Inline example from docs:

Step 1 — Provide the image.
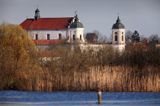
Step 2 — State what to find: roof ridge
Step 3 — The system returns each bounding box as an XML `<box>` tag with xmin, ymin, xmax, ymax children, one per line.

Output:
<box><xmin>26</xmin><ymin>17</ymin><xmax>73</xmax><ymax>20</ymax></box>
<box><xmin>41</xmin><ymin>17</ymin><xmax>73</xmax><ymax>18</ymax></box>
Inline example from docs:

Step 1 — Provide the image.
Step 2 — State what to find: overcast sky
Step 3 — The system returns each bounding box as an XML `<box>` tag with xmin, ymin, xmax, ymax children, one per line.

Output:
<box><xmin>0</xmin><ymin>0</ymin><xmax>160</xmax><ymax>37</ymax></box>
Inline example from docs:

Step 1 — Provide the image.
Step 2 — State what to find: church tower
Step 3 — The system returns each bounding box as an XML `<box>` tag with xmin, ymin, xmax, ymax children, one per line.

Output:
<box><xmin>34</xmin><ymin>8</ymin><xmax>40</xmax><ymax>20</ymax></box>
<box><xmin>68</xmin><ymin>13</ymin><xmax>85</xmax><ymax>43</ymax></box>
<box><xmin>112</xmin><ymin>16</ymin><xmax>125</xmax><ymax>51</ymax></box>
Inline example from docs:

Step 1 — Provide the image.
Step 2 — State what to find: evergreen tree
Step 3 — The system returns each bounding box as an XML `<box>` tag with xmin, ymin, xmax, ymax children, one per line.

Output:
<box><xmin>131</xmin><ymin>30</ymin><xmax>140</xmax><ymax>43</ymax></box>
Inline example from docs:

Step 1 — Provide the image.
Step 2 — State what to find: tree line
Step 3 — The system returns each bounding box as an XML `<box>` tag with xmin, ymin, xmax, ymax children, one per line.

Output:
<box><xmin>86</xmin><ymin>30</ymin><xmax>160</xmax><ymax>48</ymax></box>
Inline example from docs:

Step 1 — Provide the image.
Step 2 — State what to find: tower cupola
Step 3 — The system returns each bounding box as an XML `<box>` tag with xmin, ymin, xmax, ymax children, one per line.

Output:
<box><xmin>67</xmin><ymin>12</ymin><xmax>85</xmax><ymax>43</ymax></box>
<box><xmin>112</xmin><ymin>16</ymin><xmax>125</xmax><ymax>29</ymax></box>
<box><xmin>34</xmin><ymin>8</ymin><xmax>40</xmax><ymax>20</ymax></box>
<box><xmin>70</xmin><ymin>14</ymin><xmax>84</xmax><ymax>28</ymax></box>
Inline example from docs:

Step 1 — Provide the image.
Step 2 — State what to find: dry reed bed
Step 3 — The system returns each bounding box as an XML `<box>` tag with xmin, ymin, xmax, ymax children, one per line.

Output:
<box><xmin>17</xmin><ymin>66</ymin><xmax>160</xmax><ymax>92</ymax></box>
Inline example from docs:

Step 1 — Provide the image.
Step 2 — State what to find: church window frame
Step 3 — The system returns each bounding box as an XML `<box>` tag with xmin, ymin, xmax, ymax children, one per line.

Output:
<box><xmin>80</xmin><ymin>35</ymin><xmax>82</xmax><ymax>40</ymax></box>
<box><xmin>35</xmin><ymin>34</ymin><xmax>38</xmax><ymax>40</ymax></box>
<box><xmin>73</xmin><ymin>34</ymin><xmax>75</xmax><ymax>40</ymax></box>
<box><xmin>115</xmin><ymin>35</ymin><xmax>118</xmax><ymax>41</ymax></box>
<box><xmin>59</xmin><ymin>33</ymin><xmax>62</xmax><ymax>40</ymax></box>
<box><xmin>122</xmin><ymin>35</ymin><xmax>123</xmax><ymax>41</ymax></box>
<box><xmin>47</xmin><ymin>34</ymin><xmax>50</xmax><ymax>40</ymax></box>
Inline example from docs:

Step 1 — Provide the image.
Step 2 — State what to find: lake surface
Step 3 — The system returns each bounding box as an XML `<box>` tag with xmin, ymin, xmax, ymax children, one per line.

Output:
<box><xmin>0</xmin><ymin>90</ymin><xmax>160</xmax><ymax>106</ymax></box>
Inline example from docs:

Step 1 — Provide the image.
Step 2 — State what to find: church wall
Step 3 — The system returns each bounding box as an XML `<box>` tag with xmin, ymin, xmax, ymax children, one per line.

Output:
<box><xmin>112</xmin><ymin>29</ymin><xmax>125</xmax><ymax>44</ymax></box>
<box><xmin>27</xmin><ymin>30</ymin><xmax>67</xmax><ymax>40</ymax></box>
<box><xmin>112</xmin><ymin>44</ymin><xmax>125</xmax><ymax>52</ymax></box>
<box><xmin>79</xmin><ymin>43</ymin><xmax>108</xmax><ymax>51</ymax></box>
<box><xmin>67</xmin><ymin>28</ymin><xmax>85</xmax><ymax>43</ymax></box>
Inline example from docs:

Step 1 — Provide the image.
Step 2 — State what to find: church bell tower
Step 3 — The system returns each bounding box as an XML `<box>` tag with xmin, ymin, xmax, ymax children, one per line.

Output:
<box><xmin>68</xmin><ymin>12</ymin><xmax>85</xmax><ymax>43</ymax></box>
<box><xmin>112</xmin><ymin>16</ymin><xmax>125</xmax><ymax>51</ymax></box>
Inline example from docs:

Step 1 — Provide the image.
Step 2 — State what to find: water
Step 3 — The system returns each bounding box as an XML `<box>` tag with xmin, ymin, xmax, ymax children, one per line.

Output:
<box><xmin>0</xmin><ymin>90</ymin><xmax>160</xmax><ymax>106</ymax></box>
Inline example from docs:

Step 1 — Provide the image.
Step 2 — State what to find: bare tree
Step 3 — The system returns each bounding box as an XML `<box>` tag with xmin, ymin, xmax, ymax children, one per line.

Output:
<box><xmin>149</xmin><ymin>34</ymin><xmax>159</xmax><ymax>48</ymax></box>
<box><xmin>125</xmin><ymin>30</ymin><xmax>133</xmax><ymax>44</ymax></box>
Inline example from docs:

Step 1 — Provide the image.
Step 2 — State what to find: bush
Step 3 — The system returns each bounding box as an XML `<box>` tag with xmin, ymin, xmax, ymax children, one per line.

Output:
<box><xmin>0</xmin><ymin>24</ymin><xmax>41</xmax><ymax>90</ymax></box>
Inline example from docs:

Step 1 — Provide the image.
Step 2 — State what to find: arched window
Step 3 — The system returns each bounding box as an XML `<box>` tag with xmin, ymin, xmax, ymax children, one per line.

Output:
<box><xmin>115</xmin><ymin>32</ymin><xmax>118</xmax><ymax>34</ymax></box>
<box><xmin>47</xmin><ymin>34</ymin><xmax>50</xmax><ymax>40</ymax></box>
<box><xmin>80</xmin><ymin>35</ymin><xmax>82</xmax><ymax>40</ymax></box>
<box><xmin>59</xmin><ymin>33</ymin><xmax>62</xmax><ymax>40</ymax></box>
<box><xmin>35</xmin><ymin>34</ymin><xmax>38</xmax><ymax>40</ymax></box>
<box><xmin>73</xmin><ymin>35</ymin><xmax>75</xmax><ymax>40</ymax></box>
<box><xmin>115</xmin><ymin>35</ymin><xmax>118</xmax><ymax>41</ymax></box>
<box><xmin>122</xmin><ymin>35</ymin><xmax>123</xmax><ymax>41</ymax></box>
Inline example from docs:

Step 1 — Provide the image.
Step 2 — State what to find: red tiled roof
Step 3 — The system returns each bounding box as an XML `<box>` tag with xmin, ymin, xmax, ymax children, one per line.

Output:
<box><xmin>20</xmin><ymin>17</ymin><xmax>73</xmax><ymax>30</ymax></box>
<box><xmin>33</xmin><ymin>40</ymin><xmax>64</xmax><ymax>45</ymax></box>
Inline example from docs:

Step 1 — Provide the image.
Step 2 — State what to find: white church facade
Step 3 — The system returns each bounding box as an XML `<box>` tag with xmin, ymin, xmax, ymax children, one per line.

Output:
<box><xmin>20</xmin><ymin>8</ymin><xmax>85</xmax><ymax>48</ymax></box>
<box><xmin>20</xmin><ymin>8</ymin><xmax>126</xmax><ymax>52</ymax></box>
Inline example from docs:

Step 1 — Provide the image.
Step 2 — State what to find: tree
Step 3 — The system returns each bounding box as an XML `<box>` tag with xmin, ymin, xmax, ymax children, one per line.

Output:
<box><xmin>125</xmin><ymin>30</ymin><xmax>133</xmax><ymax>44</ymax></box>
<box><xmin>149</xmin><ymin>34</ymin><xmax>159</xmax><ymax>43</ymax></box>
<box><xmin>0</xmin><ymin>24</ymin><xmax>38</xmax><ymax>89</ymax></box>
<box><xmin>131</xmin><ymin>30</ymin><xmax>140</xmax><ymax>43</ymax></box>
<box><xmin>148</xmin><ymin>34</ymin><xmax>159</xmax><ymax>48</ymax></box>
<box><xmin>98</xmin><ymin>35</ymin><xmax>108</xmax><ymax>43</ymax></box>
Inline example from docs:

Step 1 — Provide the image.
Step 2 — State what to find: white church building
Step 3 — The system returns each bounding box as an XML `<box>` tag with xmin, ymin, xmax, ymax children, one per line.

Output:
<box><xmin>20</xmin><ymin>8</ymin><xmax>85</xmax><ymax>48</ymax></box>
<box><xmin>112</xmin><ymin>16</ymin><xmax>126</xmax><ymax>51</ymax></box>
<box><xmin>20</xmin><ymin>8</ymin><xmax>126</xmax><ymax>51</ymax></box>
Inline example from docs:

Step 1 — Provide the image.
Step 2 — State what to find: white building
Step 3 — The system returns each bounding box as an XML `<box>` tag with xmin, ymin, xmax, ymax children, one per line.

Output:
<box><xmin>111</xmin><ymin>16</ymin><xmax>126</xmax><ymax>51</ymax></box>
<box><xmin>20</xmin><ymin>8</ymin><xmax>85</xmax><ymax>49</ymax></box>
<box><xmin>20</xmin><ymin>8</ymin><xmax>126</xmax><ymax>52</ymax></box>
